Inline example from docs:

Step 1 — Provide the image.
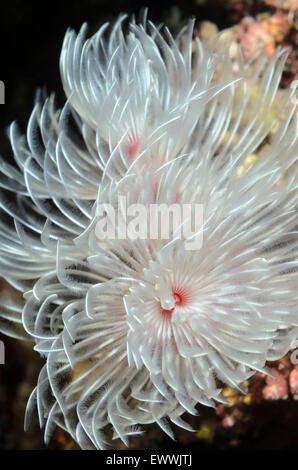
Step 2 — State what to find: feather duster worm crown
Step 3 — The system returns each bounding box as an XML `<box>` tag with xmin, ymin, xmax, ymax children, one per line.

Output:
<box><xmin>0</xmin><ymin>13</ymin><xmax>297</xmax><ymax>449</ymax></box>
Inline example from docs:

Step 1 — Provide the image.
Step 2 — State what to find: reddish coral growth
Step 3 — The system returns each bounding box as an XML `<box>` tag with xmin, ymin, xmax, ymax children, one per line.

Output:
<box><xmin>207</xmin><ymin>354</ymin><xmax>298</xmax><ymax>441</ymax></box>
<box><xmin>233</xmin><ymin>13</ymin><xmax>291</xmax><ymax>59</ymax></box>
<box><xmin>221</xmin><ymin>415</ymin><xmax>235</xmax><ymax>427</ymax></box>
<box><xmin>197</xmin><ymin>2</ymin><xmax>297</xmax><ymax>85</ymax></box>
<box><xmin>263</xmin><ymin>368</ymin><xmax>288</xmax><ymax>400</ymax></box>
<box><xmin>289</xmin><ymin>366</ymin><xmax>298</xmax><ymax>395</ymax></box>
<box><xmin>264</xmin><ymin>0</ymin><xmax>298</xmax><ymax>10</ymax></box>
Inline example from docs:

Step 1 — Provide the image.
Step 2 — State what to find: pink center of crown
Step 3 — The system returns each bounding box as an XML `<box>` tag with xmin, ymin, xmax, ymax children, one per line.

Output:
<box><xmin>161</xmin><ymin>291</ymin><xmax>183</xmax><ymax>318</ymax></box>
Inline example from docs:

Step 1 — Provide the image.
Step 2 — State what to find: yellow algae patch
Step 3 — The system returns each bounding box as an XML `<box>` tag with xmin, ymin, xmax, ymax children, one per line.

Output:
<box><xmin>236</xmin><ymin>153</ymin><xmax>259</xmax><ymax>178</ymax></box>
